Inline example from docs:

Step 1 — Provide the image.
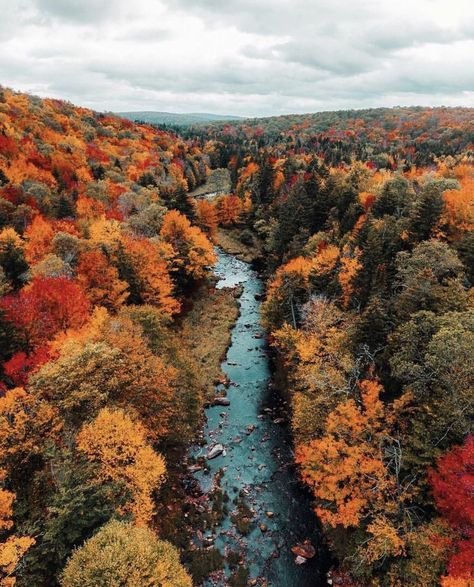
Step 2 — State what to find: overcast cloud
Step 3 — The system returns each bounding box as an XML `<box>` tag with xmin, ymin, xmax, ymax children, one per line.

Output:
<box><xmin>0</xmin><ymin>0</ymin><xmax>473</xmax><ymax>116</ymax></box>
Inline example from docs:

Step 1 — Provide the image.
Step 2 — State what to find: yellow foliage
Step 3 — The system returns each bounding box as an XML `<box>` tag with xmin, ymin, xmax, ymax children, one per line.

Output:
<box><xmin>311</xmin><ymin>244</ymin><xmax>339</xmax><ymax>275</ymax></box>
<box><xmin>76</xmin><ymin>408</ymin><xmax>166</xmax><ymax>526</ymax></box>
<box><xmin>61</xmin><ymin>520</ymin><xmax>192</xmax><ymax>587</ymax></box>
<box><xmin>0</xmin><ymin>229</ymin><xmax>23</xmax><ymax>254</ymax></box>
<box><xmin>364</xmin><ymin>516</ymin><xmax>405</xmax><ymax>563</ymax></box>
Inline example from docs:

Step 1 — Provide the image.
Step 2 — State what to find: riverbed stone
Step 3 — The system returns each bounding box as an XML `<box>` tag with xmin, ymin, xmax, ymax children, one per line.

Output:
<box><xmin>207</xmin><ymin>444</ymin><xmax>225</xmax><ymax>459</ymax></box>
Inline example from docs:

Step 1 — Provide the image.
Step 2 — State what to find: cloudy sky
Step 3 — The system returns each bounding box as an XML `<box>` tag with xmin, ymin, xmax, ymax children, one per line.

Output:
<box><xmin>0</xmin><ymin>0</ymin><xmax>473</xmax><ymax>116</ymax></box>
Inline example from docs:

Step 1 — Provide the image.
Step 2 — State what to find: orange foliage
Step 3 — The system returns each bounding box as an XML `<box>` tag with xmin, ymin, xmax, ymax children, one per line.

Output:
<box><xmin>338</xmin><ymin>246</ymin><xmax>362</xmax><ymax>308</ymax></box>
<box><xmin>76</xmin><ymin>250</ymin><xmax>128</xmax><ymax>310</ymax></box>
<box><xmin>195</xmin><ymin>200</ymin><xmax>218</xmax><ymax>238</ymax></box>
<box><xmin>295</xmin><ymin>380</ymin><xmax>395</xmax><ymax>528</ymax></box>
<box><xmin>124</xmin><ymin>237</ymin><xmax>180</xmax><ymax>316</ymax></box>
<box><xmin>216</xmin><ymin>195</ymin><xmax>244</xmax><ymax>225</ymax></box>
<box><xmin>443</xmin><ymin>175</ymin><xmax>474</xmax><ymax>234</ymax></box>
<box><xmin>23</xmin><ymin>215</ymin><xmax>54</xmax><ymax>265</ymax></box>
<box><xmin>76</xmin><ymin>197</ymin><xmax>106</xmax><ymax>220</ymax></box>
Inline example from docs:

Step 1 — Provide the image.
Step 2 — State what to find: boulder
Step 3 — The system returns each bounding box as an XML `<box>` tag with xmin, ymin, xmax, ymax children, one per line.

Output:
<box><xmin>291</xmin><ymin>541</ymin><xmax>316</xmax><ymax>559</ymax></box>
<box><xmin>295</xmin><ymin>555</ymin><xmax>307</xmax><ymax>565</ymax></box>
<box><xmin>212</xmin><ymin>396</ymin><xmax>231</xmax><ymax>406</ymax></box>
<box><xmin>187</xmin><ymin>464</ymin><xmax>202</xmax><ymax>473</ymax></box>
<box><xmin>207</xmin><ymin>444</ymin><xmax>225</xmax><ymax>459</ymax></box>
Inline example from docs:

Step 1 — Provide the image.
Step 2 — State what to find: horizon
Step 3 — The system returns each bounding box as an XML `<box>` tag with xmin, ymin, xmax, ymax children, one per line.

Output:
<box><xmin>4</xmin><ymin>83</ymin><xmax>474</xmax><ymax>121</ymax></box>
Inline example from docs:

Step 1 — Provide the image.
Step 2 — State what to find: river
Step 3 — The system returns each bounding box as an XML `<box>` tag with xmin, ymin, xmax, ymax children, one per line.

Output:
<box><xmin>188</xmin><ymin>249</ymin><xmax>328</xmax><ymax>586</ymax></box>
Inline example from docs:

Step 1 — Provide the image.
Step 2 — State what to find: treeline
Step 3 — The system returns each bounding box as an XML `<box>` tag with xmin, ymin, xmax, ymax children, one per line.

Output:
<box><xmin>185</xmin><ymin>106</ymin><xmax>474</xmax><ymax>170</ymax></box>
<box><xmin>0</xmin><ymin>87</ymin><xmax>221</xmax><ymax>586</ymax></box>
<box><xmin>195</xmin><ymin>115</ymin><xmax>474</xmax><ymax>586</ymax></box>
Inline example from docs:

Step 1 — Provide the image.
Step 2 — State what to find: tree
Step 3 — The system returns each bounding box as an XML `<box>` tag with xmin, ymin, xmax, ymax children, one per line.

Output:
<box><xmin>262</xmin><ymin>257</ymin><xmax>313</xmax><ymax>329</ymax></box>
<box><xmin>31</xmin><ymin>316</ymin><xmax>179</xmax><ymax>440</ymax></box>
<box><xmin>388</xmin><ymin>310</ymin><xmax>474</xmax><ymax>460</ymax></box>
<box><xmin>443</xmin><ymin>175</ymin><xmax>474</xmax><ymax>236</ymax></box>
<box><xmin>76</xmin><ymin>250</ymin><xmax>128</xmax><ymax>311</ymax></box>
<box><xmin>128</xmin><ymin>203</ymin><xmax>166</xmax><ymax>238</ymax></box>
<box><xmin>215</xmin><ymin>195</ymin><xmax>243</xmax><ymax>225</ymax></box>
<box><xmin>160</xmin><ymin>209</ymin><xmax>216</xmax><ymax>286</ymax></box>
<box><xmin>0</xmin><ymin>277</ymin><xmax>90</xmax><ymax>349</ymax></box>
<box><xmin>0</xmin><ymin>387</ymin><xmax>58</xmax><ymax>472</ymax></box>
<box><xmin>0</xmin><ymin>229</ymin><xmax>28</xmax><ymax>289</ymax></box>
<box><xmin>119</xmin><ymin>237</ymin><xmax>179</xmax><ymax>316</ymax></box>
<box><xmin>295</xmin><ymin>380</ymin><xmax>406</xmax><ymax>529</ymax></box>
<box><xmin>395</xmin><ymin>240</ymin><xmax>467</xmax><ymax>319</ymax></box>
<box><xmin>195</xmin><ymin>200</ymin><xmax>218</xmax><ymax>238</ymax></box>
<box><xmin>23</xmin><ymin>215</ymin><xmax>54</xmax><ymax>265</ymax></box>
<box><xmin>61</xmin><ymin>520</ymin><xmax>192</xmax><ymax>587</ymax></box>
<box><xmin>272</xmin><ymin>298</ymin><xmax>354</xmax><ymax>442</ymax></box>
<box><xmin>338</xmin><ymin>245</ymin><xmax>362</xmax><ymax>308</ymax></box>
<box><xmin>429</xmin><ymin>437</ymin><xmax>474</xmax><ymax>586</ymax></box>
<box><xmin>0</xmin><ymin>482</ymin><xmax>34</xmax><ymax>587</ymax></box>
<box><xmin>409</xmin><ymin>179</ymin><xmax>446</xmax><ymax>241</ymax></box>
<box><xmin>76</xmin><ymin>408</ymin><xmax>166</xmax><ymax>526</ymax></box>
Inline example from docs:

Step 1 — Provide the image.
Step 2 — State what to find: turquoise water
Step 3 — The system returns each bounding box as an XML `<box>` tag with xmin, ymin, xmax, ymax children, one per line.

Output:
<box><xmin>189</xmin><ymin>250</ymin><xmax>327</xmax><ymax>586</ymax></box>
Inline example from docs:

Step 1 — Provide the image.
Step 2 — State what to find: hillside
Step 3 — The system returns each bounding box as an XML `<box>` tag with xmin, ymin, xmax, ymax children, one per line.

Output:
<box><xmin>188</xmin><ymin>106</ymin><xmax>474</xmax><ymax>168</ymax></box>
<box><xmin>188</xmin><ymin>108</ymin><xmax>474</xmax><ymax>586</ymax></box>
<box><xmin>117</xmin><ymin>110</ymin><xmax>244</xmax><ymax>127</ymax></box>
<box><xmin>0</xmin><ymin>86</ymin><xmax>230</xmax><ymax>586</ymax></box>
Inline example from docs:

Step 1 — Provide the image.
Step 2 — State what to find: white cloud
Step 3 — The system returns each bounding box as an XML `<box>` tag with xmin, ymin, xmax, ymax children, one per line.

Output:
<box><xmin>0</xmin><ymin>0</ymin><xmax>473</xmax><ymax>116</ymax></box>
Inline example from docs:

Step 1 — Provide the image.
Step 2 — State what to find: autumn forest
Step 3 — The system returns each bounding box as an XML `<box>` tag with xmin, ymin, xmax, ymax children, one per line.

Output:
<box><xmin>0</xmin><ymin>85</ymin><xmax>472</xmax><ymax>587</ymax></box>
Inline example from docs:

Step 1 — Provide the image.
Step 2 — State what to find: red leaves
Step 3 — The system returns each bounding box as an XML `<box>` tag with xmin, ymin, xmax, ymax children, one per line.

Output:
<box><xmin>430</xmin><ymin>436</ymin><xmax>474</xmax><ymax>532</ymax></box>
<box><xmin>3</xmin><ymin>346</ymin><xmax>53</xmax><ymax>386</ymax></box>
<box><xmin>1</xmin><ymin>277</ymin><xmax>90</xmax><ymax>349</ymax></box>
<box><xmin>0</xmin><ymin>135</ymin><xmax>18</xmax><ymax>158</ymax></box>
<box><xmin>430</xmin><ymin>436</ymin><xmax>474</xmax><ymax>584</ymax></box>
<box><xmin>86</xmin><ymin>143</ymin><xmax>109</xmax><ymax>164</ymax></box>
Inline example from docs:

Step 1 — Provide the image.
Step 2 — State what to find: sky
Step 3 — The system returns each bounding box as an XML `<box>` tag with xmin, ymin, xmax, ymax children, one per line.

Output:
<box><xmin>0</xmin><ymin>0</ymin><xmax>473</xmax><ymax>117</ymax></box>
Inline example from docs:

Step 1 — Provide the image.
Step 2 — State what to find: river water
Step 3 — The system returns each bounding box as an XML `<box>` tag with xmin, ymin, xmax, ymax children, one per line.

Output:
<box><xmin>189</xmin><ymin>249</ymin><xmax>327</xmax><ymax>586</ymax></box>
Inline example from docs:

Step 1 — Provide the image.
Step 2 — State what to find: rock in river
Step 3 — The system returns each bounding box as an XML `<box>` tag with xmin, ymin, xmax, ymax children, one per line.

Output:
<box><xmin>291</xmin><ymin>540</ymin><xmax>316</xmax><ymax>560</ymax></box>
<box><xmin>207</xmin><ymin>444</ymin><xmax>225</xmax><ymax>459</ymax></box>
<box><xmin>212</xmin><ymin>396</ymin><xmax>231</xmax><ymax>406</ymax></box>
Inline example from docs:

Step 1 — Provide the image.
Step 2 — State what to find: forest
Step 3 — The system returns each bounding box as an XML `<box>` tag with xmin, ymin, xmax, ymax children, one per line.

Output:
<box><xmin>0</xmin><ymin>86</ymin><xmax>472</xmax><ymax>587</ymax></box>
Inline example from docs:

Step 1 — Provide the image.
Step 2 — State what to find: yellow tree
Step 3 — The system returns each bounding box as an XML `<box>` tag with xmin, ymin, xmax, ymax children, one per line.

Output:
<box><xmin>0</xmin><ymin>476</ymin><xmax>34</xmax><ymax>587</ymax></box>
<box><xmin>272</xmin><ymin>298</ymin><xmax>354</xmax><ymax>442</ymax></box>
<box><xmin>76</xmin><ymin>408</ymin><xmax>166</xmax><ymax>526</ymax></box>
<box><xmin>61</xmin><ymin>520</ymin><xmax>192</xmax><ymax>587</ymax></box>
<box><xmin>160</xmin><ymin>209</ymin><xmax>216</xmax><ymax>283</ymax></box>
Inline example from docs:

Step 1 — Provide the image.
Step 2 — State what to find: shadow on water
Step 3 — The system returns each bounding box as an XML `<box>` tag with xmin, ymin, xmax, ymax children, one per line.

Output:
<box><xmin>189</xmin><ymin>249</ymin><xmax>329</xmax><ymax>586</ymax></box>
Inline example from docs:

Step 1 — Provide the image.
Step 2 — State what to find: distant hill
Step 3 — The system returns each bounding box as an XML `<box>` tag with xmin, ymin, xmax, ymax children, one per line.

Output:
<box><xmin>116</xmin><ymin>111</ymin><xmax>244</xmax><ymax>126</ymax></box>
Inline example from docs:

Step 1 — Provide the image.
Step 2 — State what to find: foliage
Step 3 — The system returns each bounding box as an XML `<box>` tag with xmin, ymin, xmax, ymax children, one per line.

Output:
<box><xmin>61</xmin><ymin>520</ymin><xmax>192</xmax><ymax>587</ymax></box>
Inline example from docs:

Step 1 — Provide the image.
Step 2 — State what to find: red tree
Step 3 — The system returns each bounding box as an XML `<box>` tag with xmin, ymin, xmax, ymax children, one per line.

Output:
<box><xmin>429</xmin><ymin>436</ymin><xmax>474</xmax><ymax>584</ymax></box>
<box><xmin>0</xmin><ymin>277</ymin><xmax>90</xmax><ymax>348</ymax></box>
